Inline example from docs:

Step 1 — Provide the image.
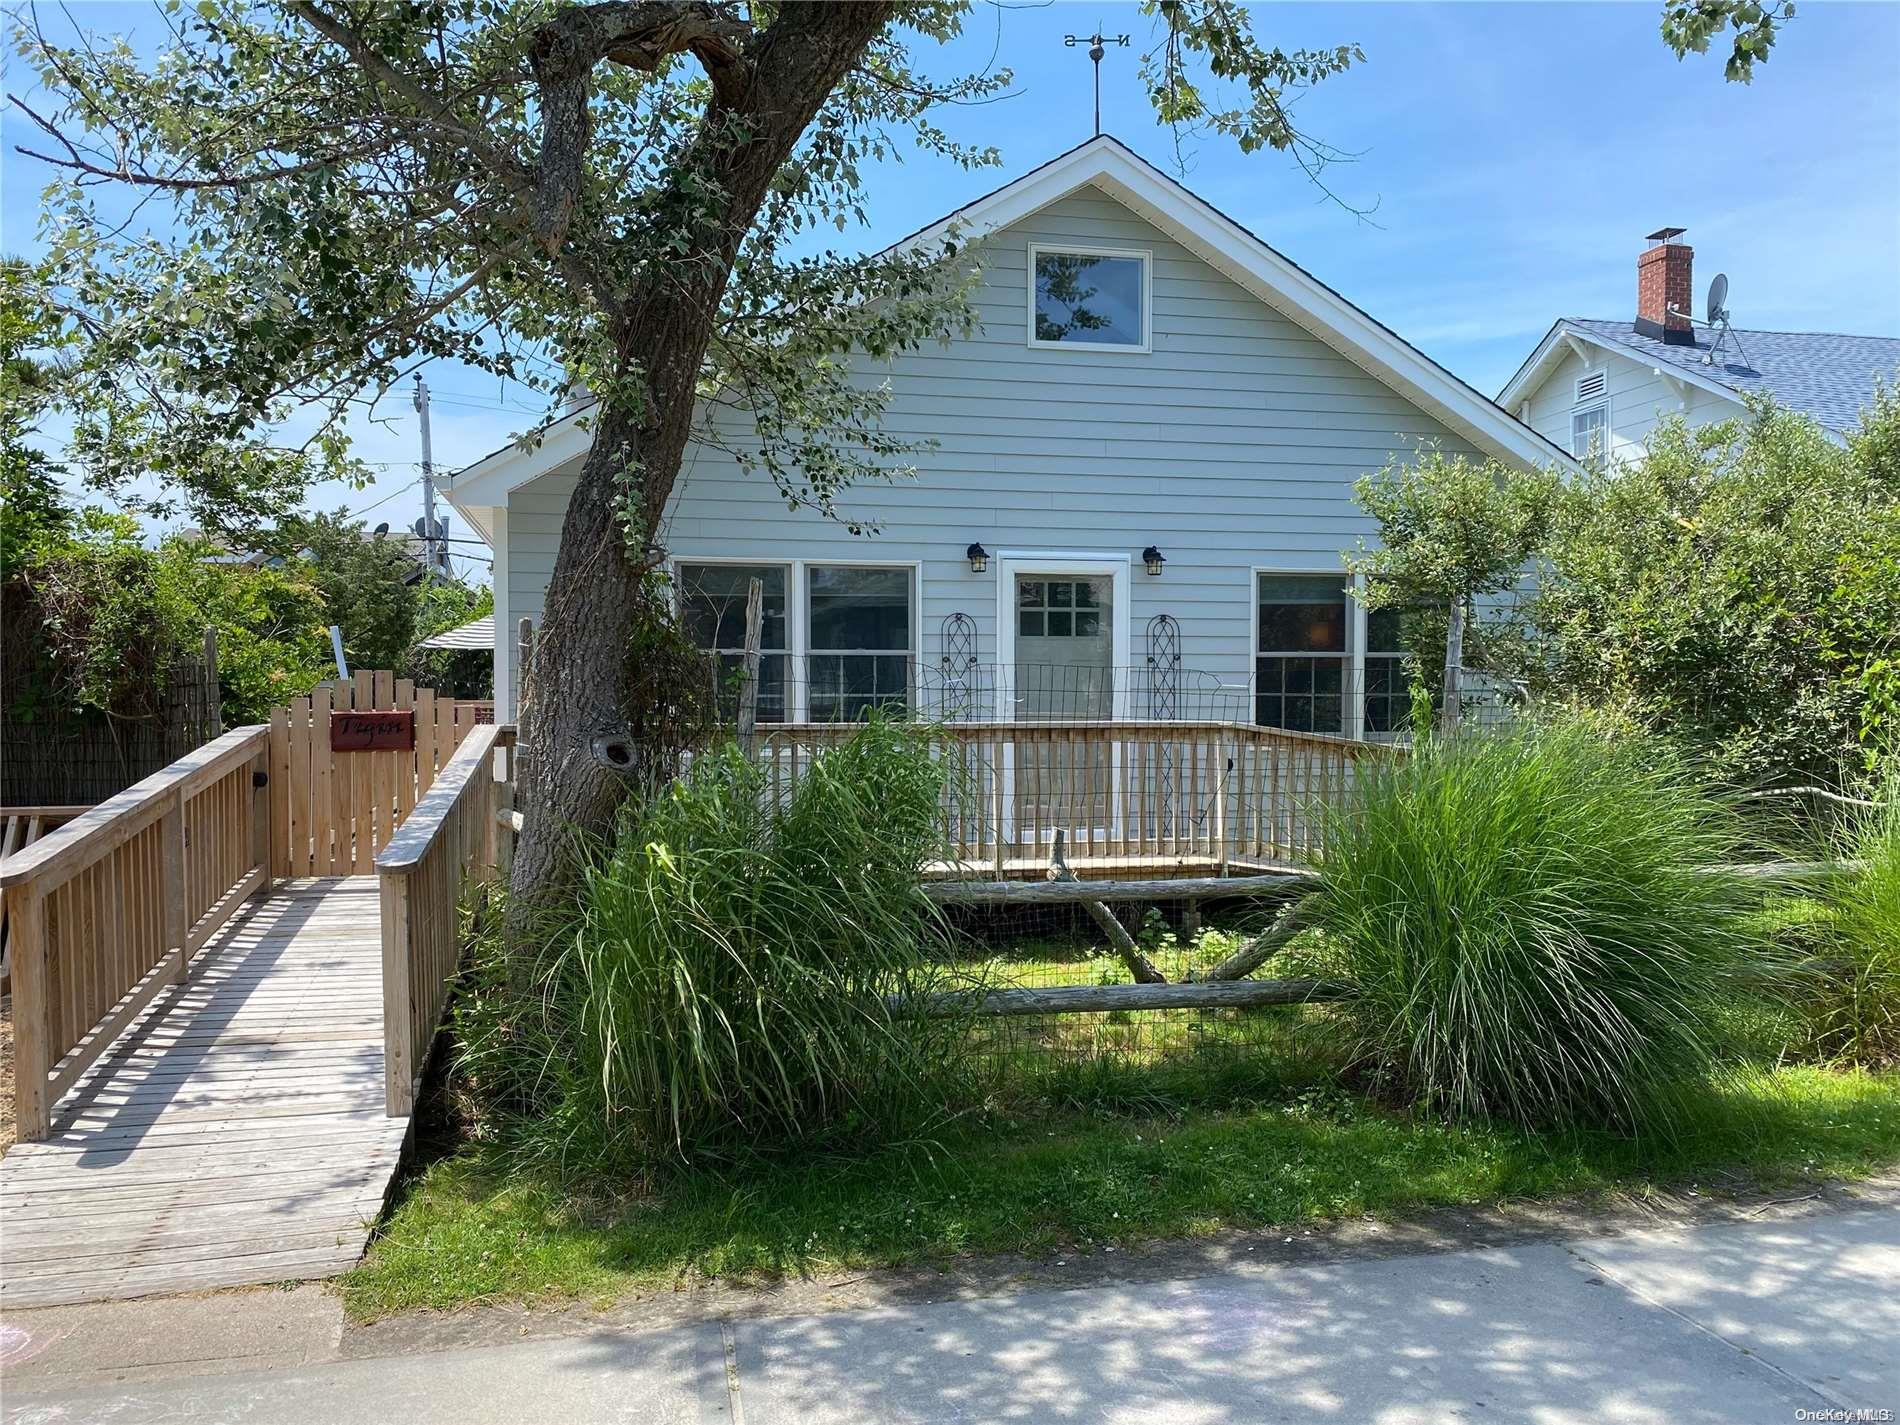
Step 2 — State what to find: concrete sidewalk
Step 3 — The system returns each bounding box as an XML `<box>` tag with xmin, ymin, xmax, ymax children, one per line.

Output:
<box><xmin>4</xmin><ymin>1206</ymin><xmax>1895</xmax><ymax>1424</ymax></box>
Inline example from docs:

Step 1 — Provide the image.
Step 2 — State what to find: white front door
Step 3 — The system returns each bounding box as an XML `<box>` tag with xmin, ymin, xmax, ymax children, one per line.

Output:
<box><xmin>995</xmin><ymin>557</ymin><xmax>1132</xmax><ymax>852</ymax></box>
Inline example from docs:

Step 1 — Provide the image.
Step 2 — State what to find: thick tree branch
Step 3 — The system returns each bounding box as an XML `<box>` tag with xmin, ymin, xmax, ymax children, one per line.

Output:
<box><xmin>288</xmin><ymin>0</ymin><xmax>624</xmax><ymax>320</ymax></box>
<box><xmin>528</xmin><ymin>3</ymin><xmax>755</xmax><ymax>255</ymax></box>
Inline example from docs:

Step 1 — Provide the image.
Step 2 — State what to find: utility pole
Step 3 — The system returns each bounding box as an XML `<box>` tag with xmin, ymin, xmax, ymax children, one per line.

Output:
<box><xmin>413</xmin><ymin>373</ymin><xmax>440</xmax><ymax>579</ymax></box>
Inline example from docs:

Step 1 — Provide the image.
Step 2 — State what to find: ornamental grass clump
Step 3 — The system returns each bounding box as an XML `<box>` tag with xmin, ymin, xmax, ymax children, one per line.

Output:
<box><xmin>1797</xmin><ymin>784</ymin><xmax>1900</xmax><ymax>1066</ymax></box>
<box><xmin>497</xmin><ymin>718</ymin><xmax>967</xmax><ymax>1175</ymax></box>
<box><xmin>1303</xmin><ymin>720</ymin><xmax>1762</xmax><ymax>1133</ymax></box>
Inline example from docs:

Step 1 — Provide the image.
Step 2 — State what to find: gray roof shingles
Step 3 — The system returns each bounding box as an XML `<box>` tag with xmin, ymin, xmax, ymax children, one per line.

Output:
<box><xmin>1565</xmin><ymin>318</ymin><xmax>1900</xmax><ymax>433</ymax></box>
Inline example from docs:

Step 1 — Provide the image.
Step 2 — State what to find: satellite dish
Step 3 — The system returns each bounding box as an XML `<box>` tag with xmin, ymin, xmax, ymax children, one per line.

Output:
<box><xmin>373</xmin><ymin>522</ymin><xmax>389</xmax><ymax>538</ymax></box>
<box><xmin>413</xmin><ymin>517</ymin><xmax>428</xmax><ymax>538</ymax></box>
<box><xmin>1706</xmin><ymin>273</ymin><xmax>1729</xmax><ymax>324</ymax></box>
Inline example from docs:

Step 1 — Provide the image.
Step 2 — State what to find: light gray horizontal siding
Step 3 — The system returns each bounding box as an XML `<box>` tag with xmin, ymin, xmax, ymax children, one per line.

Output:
<box><xmin>1523</xmin><ymin>341</ymin><xmax>1732</xmax><ymax>465</ymax></box>
<box><xmin>500</xmin><ymin>185</ymin><xmax>1488</xmax><ymax>711</ymax></box>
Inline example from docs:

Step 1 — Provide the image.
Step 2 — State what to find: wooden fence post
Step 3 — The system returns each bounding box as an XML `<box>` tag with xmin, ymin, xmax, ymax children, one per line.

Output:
<box><xmin>1216</xmin><ymin>729</ymin><xmax>1232</xmax><ymax>876</ymax></box>
<box><xmin>516</xmin><ymin>618</ymin><xmax>535</xmax><ymax>719</ymax></box>
<box><xmin>202</xmin><ymin>625</ymin><xmax>223</xmax><ymax>739</ymax></box>
<box><xmin>163</xmin><ymin>790</ymin><xmax>189</xmax><ymax>984</ymax></box>
<box><xmin>737</xmin><ymin>577</ymin><xmax>763</xmax><ymax>756</ymax></box>
<box><xmin>380</xmin><ymin>872</ymin><xmax>415</xmax><ymax>1116</ymax></box>
<box><xmin>992</xmin><ymin>732</ymin><xmax>1007</xmax><ymax>878</ymax></box>
<box><xmin>9</xmin><ymin>886</ymin><xmax>50</xmax><ymax>1141</ymax></box>
<box><xmin>250</xmin><ymin>750</ymin><xmax>272</xmax><ymax>892</ymax></box>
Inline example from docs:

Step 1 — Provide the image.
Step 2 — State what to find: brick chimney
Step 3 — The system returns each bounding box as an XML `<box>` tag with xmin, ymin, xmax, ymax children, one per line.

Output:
<box><xmin>1635</xmin><ymin>227</ymin><xmax>1695</xmax><ymax>346</ymax></box>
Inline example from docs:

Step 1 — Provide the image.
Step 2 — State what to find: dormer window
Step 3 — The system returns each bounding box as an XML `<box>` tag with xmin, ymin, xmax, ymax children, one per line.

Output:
<box><xmin>1028</xmin><ymin>244</ymin><xmax>1150</xmax><ymax>352</ymax></box>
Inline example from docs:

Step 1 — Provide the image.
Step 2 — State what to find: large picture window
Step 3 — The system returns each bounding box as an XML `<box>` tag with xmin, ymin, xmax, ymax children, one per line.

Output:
<box><xmin>806</xmin><ymin>566</ymin><xmax>913</xmax><ymax>721</ymax></box>
<box><xmin>1028</xmin><ymin>245</ymin><xmax>1149</xmax><ymax>352</ymax></box>
<box><xmin>1255</xmin><ymin>574</ymin><xmax>1349</xmax><ymax>734</ymax></box>
<box><xmin>677</xmin><ymin>563</ymin><xmax>788</xmax><ymax>722</ymax></box>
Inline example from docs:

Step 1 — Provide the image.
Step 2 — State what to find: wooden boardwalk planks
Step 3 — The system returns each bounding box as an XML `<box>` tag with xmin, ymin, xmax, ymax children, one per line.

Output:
<box><xmin>0</xmin><ymin>878</ymin><xmax>408</xmax><ymax>1309</ymax></box>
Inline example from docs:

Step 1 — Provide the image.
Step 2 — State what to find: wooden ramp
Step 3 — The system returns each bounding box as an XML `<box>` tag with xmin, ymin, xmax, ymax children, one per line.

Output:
<box><xmin>0</xmin><ymin>879</ymin><xmax>408</xmax><ymax>1308</ymax></box>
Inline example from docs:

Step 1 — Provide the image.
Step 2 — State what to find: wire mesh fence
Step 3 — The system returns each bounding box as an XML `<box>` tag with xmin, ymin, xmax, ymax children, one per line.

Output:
<box><xmin>699</xmin><ymin>655</ymin><xmax>1496</xmax><ymax>878</ymax></box>
<box><xmin>703</xmin><ymin>654</ymin><xmax>1528</xmax><ymax>736</ymax></box>
<box><xmin>758</xmin><ymin>716</ymin><xmax>1391</xmax><ymax>875</ymax></box>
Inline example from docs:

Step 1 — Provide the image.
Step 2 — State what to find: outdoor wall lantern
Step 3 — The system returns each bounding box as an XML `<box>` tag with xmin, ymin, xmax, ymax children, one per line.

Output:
<box><xmin>966</xmin><ymin>542</ymin><xmax>989</xmax><ymax>573</ymax></box>
<box><xmin>1142</xmin><ymin>545</ymin><xmax>1167</xmax><ymax>576</ymax></box>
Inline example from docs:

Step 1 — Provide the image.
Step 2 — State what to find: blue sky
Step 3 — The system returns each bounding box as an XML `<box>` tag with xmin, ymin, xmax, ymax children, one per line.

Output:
<box><xmin>6</xmin><ymin>1</ymin><xmax>1898</xmax><ymax>571</ymax></box>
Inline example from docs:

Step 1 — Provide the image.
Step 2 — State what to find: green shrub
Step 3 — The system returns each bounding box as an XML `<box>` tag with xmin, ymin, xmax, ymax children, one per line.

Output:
<box><xmin>1529</xmin><ymin>393</ymin><xmax>1900</xmax><ymax>791</ymax></box>
<box><xmin>1301</xmin><ymin>720</ymin><xmax>1764</xmax><ymax>1133</ymax></box>
<box><xmin>1797</xmin><ymin>786</ymin><xmax>1900</xmax><ymax>1065</ymax></box>
<box><xmin>459</xmin><ymin>719</ymin><xmax>970</xmax><ymax>1175</ymax></box>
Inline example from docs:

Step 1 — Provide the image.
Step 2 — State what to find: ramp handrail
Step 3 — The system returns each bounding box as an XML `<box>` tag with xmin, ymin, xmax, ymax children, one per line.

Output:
<box><xmin>1</xmin><ymin>725</ymin><xmax>272</xmax><ymax>1141</ymax></box>
<box><xmin>375</xmin><ymin>722</ymin><xmax>506</xmax><ymax>1116</ymax></box>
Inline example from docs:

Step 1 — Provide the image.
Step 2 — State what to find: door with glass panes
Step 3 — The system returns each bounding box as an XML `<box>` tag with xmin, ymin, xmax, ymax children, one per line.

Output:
<box><xmin>1013</xmin><ymin>574</ymin><xmax>1114</xmax><ymax>844</ymax></box>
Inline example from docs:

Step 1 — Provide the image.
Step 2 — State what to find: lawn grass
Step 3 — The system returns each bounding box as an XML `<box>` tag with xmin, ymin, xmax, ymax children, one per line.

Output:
<box><xmin>341</xmin><ymin>1061</ymin><xmax>1900</xmax><ymax>1320</ymax></box>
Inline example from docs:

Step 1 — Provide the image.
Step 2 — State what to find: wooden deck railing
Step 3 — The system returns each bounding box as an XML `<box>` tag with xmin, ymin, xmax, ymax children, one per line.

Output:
<box><xmin>757</xmin><ymin>719</ymin><xmax>1391</xmax><ymax>874</ymax></box>
<box><xmin>1</xmin><ymin>727</ymin><xmax>272</xmax><ymax>1141</ymax></box>
<box><xmin>374</xmin><ymin>723</ymin><xmax>508</xmax><ymax>1116</ymax></box>
<box><xmin>2</xmin><ymin>807</ymin><xmax>89</xmax><ymax>991</ymax></box>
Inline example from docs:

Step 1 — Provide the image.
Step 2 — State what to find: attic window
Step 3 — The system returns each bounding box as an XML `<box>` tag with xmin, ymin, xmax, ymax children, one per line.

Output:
<box><xmin>1572</xmin><ymin>404</ymin><xmax>1608</xmax><ymax>461</ymax></box>
<box><xmin>1028</xmin><ymin>244</ymin><xmax>1150</xmax><ymax>353</ymax></box>
<box><xmin>1575</xmin><ymin>370</ymin><xmax>1608</xmax><ymax>404</ymax></box>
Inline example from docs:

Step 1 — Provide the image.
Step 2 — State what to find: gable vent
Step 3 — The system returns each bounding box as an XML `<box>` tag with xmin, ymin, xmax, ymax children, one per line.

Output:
<box><xmin>1575</xmin><ymin>370</ymin><xmax>1607</xmax><ymax>404</ymax></box>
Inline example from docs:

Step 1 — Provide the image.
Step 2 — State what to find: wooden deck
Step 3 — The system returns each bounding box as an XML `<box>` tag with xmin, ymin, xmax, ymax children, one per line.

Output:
<box><xmin>0</xmin><ymin>878</ymin><xmax>407</xmax><ymax>1308</ymax></box>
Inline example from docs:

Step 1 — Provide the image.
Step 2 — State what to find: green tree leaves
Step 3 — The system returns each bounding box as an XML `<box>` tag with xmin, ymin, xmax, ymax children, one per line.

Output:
<box><xmin>1347</xmin><ymin>447</ymin><xmax>1556</xmax><ymax>609</ymax></box>
<box><xmin>1531</xmin><ymin>393</ymin><xmax>1900</xmax><ymax>787</ymax></box>
<box><xmin>1661</xmin><ymin>0</ymin><xmax>1798</xmax><ymax>83</ymax></box>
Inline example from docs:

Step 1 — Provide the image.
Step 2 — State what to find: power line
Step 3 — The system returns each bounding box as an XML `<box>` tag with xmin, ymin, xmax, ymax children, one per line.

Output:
<box><xmin>339</xmin><ymin>483</ymin><xmax>416</xmax><ymax>519</ymax></box>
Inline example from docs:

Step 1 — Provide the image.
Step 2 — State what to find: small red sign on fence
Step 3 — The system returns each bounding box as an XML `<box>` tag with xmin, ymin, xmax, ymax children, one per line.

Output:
<box><xmin>330</xmin><ymin>710</ymin><xmax>416</xmax><ymax>752</ymax></box>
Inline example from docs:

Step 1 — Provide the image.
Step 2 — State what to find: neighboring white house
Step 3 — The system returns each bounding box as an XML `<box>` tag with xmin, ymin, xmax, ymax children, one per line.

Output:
<box><xmin>443</xmin><ymin>136</ymin><xmax>1567</xmax><ymax>734</ymax></box>
<box><xmin>1501</xmin><ymin>228</ymin><xmax>1900</xmax><ymax>464</ymax></box>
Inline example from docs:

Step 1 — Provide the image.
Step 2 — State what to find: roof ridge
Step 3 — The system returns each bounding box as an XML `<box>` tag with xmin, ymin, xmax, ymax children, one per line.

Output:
<box><xmin>1567</xmin><ymin>316</ymin><xmax>1900</xmax><ymax>343</ymax></box>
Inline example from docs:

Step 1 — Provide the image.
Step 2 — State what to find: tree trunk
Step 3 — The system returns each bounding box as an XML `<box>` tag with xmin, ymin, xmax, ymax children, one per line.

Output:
<box><xmin>506</xmin><ymin>2</ymin><xmax>897</xmax><ymax>929</ymax></box>
<box><xmin>1437</xmin><ymin>596</ymin><xmax>1466</xmax><ymax>738</ymax></box>
<box><xmin>506</xmin><ymin>403</ymin><xmax>652</xmax><ymax>917</ymax></box>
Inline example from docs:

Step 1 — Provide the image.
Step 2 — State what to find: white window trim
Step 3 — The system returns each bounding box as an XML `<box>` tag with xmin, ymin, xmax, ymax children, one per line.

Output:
<box><xmin>669</xmin><ymin>555</ymin><xmax>922</xmax><ymax>723</ymax></box>
<box><xmin>1025</xmin><ymin>242</ymin><xmax>1152</xmax><ymax>354</ymax></box>
<box><xmin>1248</xmin><ymin>565</ymin><xmax>1371</xmax><ymax>741</ymax></box>
<box><xmin>1570</xmin><ymin>399</ymin><xmax>1610</xmax><ymax>461</ymax></box>
<box><xmin>670</xmin><ymin>555</ymin><xmax>796</xmax><ymax>718</ymax></box>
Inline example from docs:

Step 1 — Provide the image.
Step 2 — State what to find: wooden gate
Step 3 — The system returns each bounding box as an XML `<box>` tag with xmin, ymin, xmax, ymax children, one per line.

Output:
<box><xmin>269</xmin><ymin>671</ymin><xmax>494</xmax><ymax>876</ymax></box>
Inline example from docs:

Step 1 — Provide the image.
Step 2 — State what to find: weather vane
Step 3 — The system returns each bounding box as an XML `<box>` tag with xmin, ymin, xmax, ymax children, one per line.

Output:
<box><xmin>1064</xmin><ymin>28</ymin><xmax>1130</xmax><ymax>138</ymax></box>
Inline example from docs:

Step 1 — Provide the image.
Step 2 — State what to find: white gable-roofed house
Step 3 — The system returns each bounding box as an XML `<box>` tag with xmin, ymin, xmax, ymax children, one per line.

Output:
<box><xmin>444</xmin><ymin>137</ymin><xmax>1566</xmax><ymax>876</ymax></box>
<box><xmin>1501</xmin><ymin>227</ymin><xmax>1900</xmax><ymax>464</ymax></box>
